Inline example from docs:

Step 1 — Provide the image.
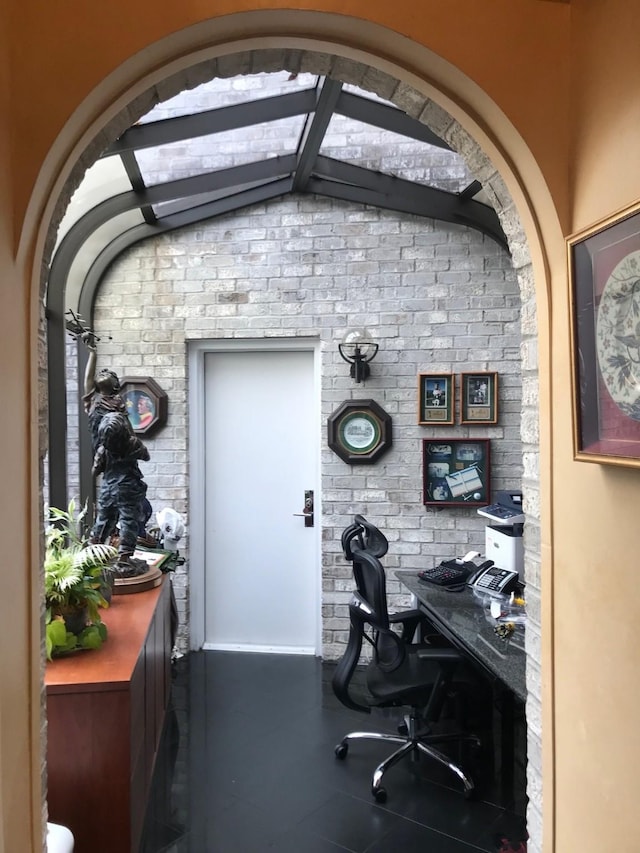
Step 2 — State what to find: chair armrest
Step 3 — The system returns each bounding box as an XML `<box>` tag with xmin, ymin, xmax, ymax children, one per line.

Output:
<box><xmin>389</xmin><ymin>608</ymin><xmax>452</xmax><ymax>647</ymax></box>
<box><xmin>389</xmin><ymin>608</ymin><xmax>424</xmax><ymax>625</ymax></box>
<box><xmin>415</xmin><ymin>646</ymin><xmax>462</xmax><ymax>663</ymax></box>
<box><xmin>388</xmin><ymin>608</ymin><xmax>428</xmax><ymax>643</ymax></box>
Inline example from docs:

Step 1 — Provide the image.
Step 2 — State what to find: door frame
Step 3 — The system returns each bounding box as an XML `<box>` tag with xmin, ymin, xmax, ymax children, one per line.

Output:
<box><xmin>188</xmin><ymin>337</ymin><xmax>322</xmax><ymax>652</ymax></box>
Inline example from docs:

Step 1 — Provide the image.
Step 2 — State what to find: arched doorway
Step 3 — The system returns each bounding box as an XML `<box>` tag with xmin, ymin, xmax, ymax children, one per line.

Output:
<box><xmin>28</xmin><ymin>15</ymin><xmax>557</xmax><ymax>850</ymax></box>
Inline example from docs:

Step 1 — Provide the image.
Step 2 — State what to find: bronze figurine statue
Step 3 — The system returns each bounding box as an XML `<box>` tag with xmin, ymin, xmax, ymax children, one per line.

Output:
<box><xmin>74</xmin><ymin>317</ymin><xmax>150</xmax><ymax>577</ymax></box>
<box><xmin>90</xmin><ymin>412</ymin><xmax>150</xmax><ymax>577</ymax></box>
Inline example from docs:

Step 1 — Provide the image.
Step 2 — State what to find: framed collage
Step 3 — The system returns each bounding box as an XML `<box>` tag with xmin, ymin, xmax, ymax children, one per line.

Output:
<box><xmin>422</xmin><ymin>438</ymin><xmax>491</xmax><ymax>508</ymax></box>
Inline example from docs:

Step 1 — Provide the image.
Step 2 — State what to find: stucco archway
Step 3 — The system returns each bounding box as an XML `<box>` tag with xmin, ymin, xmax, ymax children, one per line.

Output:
<box><xmin>29</xmin><ymin>13</ymin><xmax>558</xmax><ymax>850</ymax></box>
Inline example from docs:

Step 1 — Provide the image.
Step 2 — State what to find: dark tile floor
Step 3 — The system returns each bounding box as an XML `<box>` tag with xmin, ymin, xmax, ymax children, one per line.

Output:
<box><xmin>140</xmin><ymin>651</ymin><xmax>527</xmax><ymax>853</ymax></box>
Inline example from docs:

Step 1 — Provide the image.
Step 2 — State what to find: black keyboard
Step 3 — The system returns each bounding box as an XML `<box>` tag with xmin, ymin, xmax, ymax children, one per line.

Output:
<box><xmin>418</xmin><ymin>560</ymin><xmax>473</xmax><ymax>587</ymax></box>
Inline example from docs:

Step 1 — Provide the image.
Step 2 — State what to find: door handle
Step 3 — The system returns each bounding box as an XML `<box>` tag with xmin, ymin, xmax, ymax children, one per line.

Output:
<box><xmin>293</xmin><ymin>489</ymin><xmax>314</xmax><ymax>527</ymax></box>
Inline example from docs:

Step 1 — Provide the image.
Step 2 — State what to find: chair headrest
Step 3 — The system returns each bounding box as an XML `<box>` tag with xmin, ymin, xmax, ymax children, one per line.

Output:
<box><xmin>342</xmin><ymin>515</ymin><xmax>389</xmax><ymax>560</ymax></box>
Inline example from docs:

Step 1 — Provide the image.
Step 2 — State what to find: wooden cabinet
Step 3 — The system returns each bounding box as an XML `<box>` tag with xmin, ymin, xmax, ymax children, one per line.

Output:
<box><xmin>45</xmin><ymin>577</ymin><xmax>172</xmax><ymax>853</ymax></box>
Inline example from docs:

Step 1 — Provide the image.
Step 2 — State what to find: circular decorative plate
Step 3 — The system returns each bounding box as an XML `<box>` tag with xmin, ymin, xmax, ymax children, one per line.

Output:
<box><xmin>596</xmin><ymin>250</ymin><xmax>640</xmax><ymax>420</ymax></box>
<box><xmin>339</xmin><ymin>412</ymin><xmax>380</xmax><ymax>454</ymax></box>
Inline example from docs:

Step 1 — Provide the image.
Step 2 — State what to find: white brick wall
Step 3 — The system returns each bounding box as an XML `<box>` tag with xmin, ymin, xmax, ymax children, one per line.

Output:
<box><xmin>89</xmin><ymin>195</ymin><xmax>521</xmax><ymax>654</ymax></box>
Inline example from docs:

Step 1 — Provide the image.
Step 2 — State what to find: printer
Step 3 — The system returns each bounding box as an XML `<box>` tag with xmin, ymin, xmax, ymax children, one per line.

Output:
<box><xmin>477</xmin><ymin>489</ymin><xmax>524</xmax><ymax>580</ymax></box>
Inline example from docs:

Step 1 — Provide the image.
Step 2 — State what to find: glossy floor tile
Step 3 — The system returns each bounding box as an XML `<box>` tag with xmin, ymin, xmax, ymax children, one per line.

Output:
<box><xmin>140</xmin><ymin>651</ymin><xmax>527</xmax><ymax>853</ymax></box>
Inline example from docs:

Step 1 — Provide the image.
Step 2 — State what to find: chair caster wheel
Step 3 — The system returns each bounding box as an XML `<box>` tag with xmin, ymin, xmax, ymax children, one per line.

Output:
<box><xmin>335</xmin><ymin>743</ymin><xmax>348</xmax><ymax>760</ymax></box>
<box><xmin>373</xmin><ymin>786</ymin><xmax>387</xmax><ymax>803</ymax></box>
<box><xmin>463</xmin><ymin>786</ymin><xmax>476</xmax><ymax>801</ymax></box>
<box><xmin>397</xmin><ymin>722</ymin><xmax>408</xmax><ymax>736</ymax></box>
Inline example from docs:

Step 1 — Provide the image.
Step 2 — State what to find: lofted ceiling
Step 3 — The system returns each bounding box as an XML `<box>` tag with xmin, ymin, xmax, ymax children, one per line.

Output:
<box><xmin>46</xmin><ymin>71</ymin><xmax>507</xmax><ymax>508</ymax></box>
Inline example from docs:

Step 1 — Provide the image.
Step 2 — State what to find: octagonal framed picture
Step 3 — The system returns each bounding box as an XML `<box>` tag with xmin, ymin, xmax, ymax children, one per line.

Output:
<box><xmin>120</xmin><ymin>376</ymin><xmax>168</xmax><ymax>437</ymax></box>
<box><xmin>327</xmin><ymin>399</ymin><xmax>392</xmax><ymax>464</ymax></box>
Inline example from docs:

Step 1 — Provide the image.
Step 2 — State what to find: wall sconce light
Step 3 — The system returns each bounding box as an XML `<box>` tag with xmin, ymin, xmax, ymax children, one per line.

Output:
<box><xmin>338</xmin><ymin>330</ymin><xmax>379</xmax><ymax>383</ymax></box>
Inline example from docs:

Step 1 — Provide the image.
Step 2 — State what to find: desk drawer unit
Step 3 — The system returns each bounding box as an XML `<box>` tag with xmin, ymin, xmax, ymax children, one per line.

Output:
<box><xmin>46</xmin><ymin>578</ymin><xmax>172</xmax><ymax>853</ymax></box>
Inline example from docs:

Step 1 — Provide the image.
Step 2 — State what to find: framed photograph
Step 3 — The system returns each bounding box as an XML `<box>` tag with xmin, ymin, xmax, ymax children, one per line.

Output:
<box><xmin>327</xmin><ymin>399</ymin><xmax>392</xmax><ymax>464</ymax></box>
<box><xmin>418</xmin><ymin>373</ymin><xmax>454</xmax><ymax>425</ymax></box>
<box><xmin>422</xmin><ymin>438</ymin><xmax>491</xmax><ymax>507</ymax></box>
<box><xmin>460</xmin><ymin>372</ymin><xmax>498</xmax><ymax>424</ymax></box>
<box><xmin>120</xmin><ymin>376</ymin><xmax>168</xmax><ymax>436</ymax></box>
<box><xmin>569</xmin><ymin>203</ymin><xmax>640</xmax><ymax>467</ymax></box>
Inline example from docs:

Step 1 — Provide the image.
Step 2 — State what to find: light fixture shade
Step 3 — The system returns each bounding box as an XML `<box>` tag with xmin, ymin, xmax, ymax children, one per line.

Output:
<box><xmin>338</xmin><ymin>330</ymin><xmax>379</xmax><ymax>383</ymax></box>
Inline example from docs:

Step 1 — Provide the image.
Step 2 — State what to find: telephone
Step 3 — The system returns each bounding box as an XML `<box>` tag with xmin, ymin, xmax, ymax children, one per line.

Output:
<box><xmin>418</xmin><ymin>558</ymin><xmax>494</xmax><ymax>587</ymax></box>
<box><xmin>467</xmin><ymin>563</ymin><xmax>520</xmax><ymax>595</ymax></box>
<box><xmin>418</xmin><ymin>558</ymin><xmax>520</xmax><ymax>594</ymax></box>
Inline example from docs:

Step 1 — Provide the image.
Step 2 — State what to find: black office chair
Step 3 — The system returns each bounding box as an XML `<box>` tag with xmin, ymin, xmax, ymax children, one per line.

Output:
<box><xmin>333</xmin><ymin>515</ymin><xmax>478</xmax><ymax>803</ymax></box>
<box><xmin>340</xmin><ymin>515</ymin><xmax>437</xmax><ymax>645</ymax></box>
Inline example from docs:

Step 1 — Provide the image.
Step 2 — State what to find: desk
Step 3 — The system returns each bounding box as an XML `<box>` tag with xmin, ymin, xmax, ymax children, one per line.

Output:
<box><xmin>396</xmin><ymin>571</ymin><xmax>527</xmax><ymax>805</ymax></box>
<box><xmin>396</xmin><ymin>571</ymin><xmax>526</xmax><ymax>701</ymax></box>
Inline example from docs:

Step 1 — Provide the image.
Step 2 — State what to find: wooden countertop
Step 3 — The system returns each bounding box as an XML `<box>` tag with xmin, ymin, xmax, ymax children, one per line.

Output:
<box><xmin>45</xmin><ymin>579</ymin><xmax>165</xmax><ymax>694</ymax></box>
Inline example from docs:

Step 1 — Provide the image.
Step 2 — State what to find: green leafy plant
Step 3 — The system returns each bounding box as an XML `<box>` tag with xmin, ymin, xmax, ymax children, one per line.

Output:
<box><xmin>44</xmin><ymin>499</ymin><xmax>117</xmax><ymax>660</ymax></box>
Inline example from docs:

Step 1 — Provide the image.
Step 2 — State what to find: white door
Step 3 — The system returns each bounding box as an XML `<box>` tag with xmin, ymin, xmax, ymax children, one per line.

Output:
<box><xmin>202</xmin><ymin>348</ymin><xmax>319</xmax><ymax>653</ymax></box>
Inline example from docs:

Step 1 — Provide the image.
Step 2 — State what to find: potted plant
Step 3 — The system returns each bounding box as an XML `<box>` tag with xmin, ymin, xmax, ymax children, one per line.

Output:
<box><xmin>45</xmin><ymin>499</ymin><xmax>117</xmax><ymax>660</ymax></box>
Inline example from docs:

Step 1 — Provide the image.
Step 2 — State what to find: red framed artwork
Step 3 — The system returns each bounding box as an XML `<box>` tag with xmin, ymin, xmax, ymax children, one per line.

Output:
<box><xmin>422</xmin><ymin>438</ymin><xmax>491</xmax><ymax>508</ymax></box>
<box><xmin>569</xmin><ymin>203</ymin><xmax>640</xmax><ymax>467</ymax></box>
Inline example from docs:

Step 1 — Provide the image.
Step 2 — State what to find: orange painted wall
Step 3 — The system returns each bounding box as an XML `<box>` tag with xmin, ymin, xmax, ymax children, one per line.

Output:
<box><xmin>9</xmin><ymin>0</ymin><xmax>570</xmax><ymax>242</ymax></box>
<box><xmin>2</xmin><ymin>1</ymin><xmax>640</xmax><ymax>851</ymax></box>
<box><xmin>571</xmin><ymin>1</ymin><xmax>640</xmax><ymax>223</ymax></box>
<box><xmin>550</xmin><ymin>2</ymin><xmax>640</xmax><ymax>851</ymax></box>
<box><xmin>0</xmin><ymin>4</ymin><xmax>41</xmax><ymax>852</ymax></box>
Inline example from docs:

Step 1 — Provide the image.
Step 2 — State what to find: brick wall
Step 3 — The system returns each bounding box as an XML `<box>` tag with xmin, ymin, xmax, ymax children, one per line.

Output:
<box><xmin>90</xmin><ymin>194</ymin><xmax>521</xmax><ymax>654</ymax></box>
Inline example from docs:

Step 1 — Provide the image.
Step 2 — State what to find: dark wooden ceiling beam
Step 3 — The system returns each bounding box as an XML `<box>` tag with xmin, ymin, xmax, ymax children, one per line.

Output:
<box><xmin>335</xmin><ymin>90</ymin><xmax>451</xmax><ymax>150</ymax></box>
<box><xmin>292</xmin><ymin>77</ymin><xmax>343</xmax><ymax>192</ymax></box>
<box><xmin>311</xmin><ymin>156</ymin><xmax>506</xmax><ymax>247</ymax></box>
<box><xmin>104</xmin><ymin>89</ymin><xmax>318</xmax><ymax>156</ymax></box>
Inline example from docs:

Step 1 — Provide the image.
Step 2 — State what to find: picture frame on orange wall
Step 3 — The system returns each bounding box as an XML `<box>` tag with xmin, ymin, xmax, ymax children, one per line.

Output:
<box><xmin>568</xmin><ymin>201</ymin><xmax>640</xmax><ymax>467</ymax></box>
